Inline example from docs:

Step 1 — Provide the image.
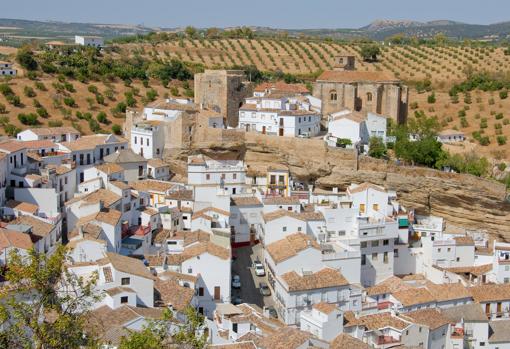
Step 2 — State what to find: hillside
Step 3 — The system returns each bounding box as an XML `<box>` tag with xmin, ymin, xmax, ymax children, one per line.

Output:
<box><xmin>1</xmin><ymin>38</ymin><xmax>510</xmax><ymax>160</ymax></box>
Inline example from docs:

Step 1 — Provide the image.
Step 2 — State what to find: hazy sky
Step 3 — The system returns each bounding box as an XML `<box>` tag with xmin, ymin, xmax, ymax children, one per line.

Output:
<box><xmin>2</xmin><ymin>0</ymin><xmax>510</xmax><ymax>28</ymax></box>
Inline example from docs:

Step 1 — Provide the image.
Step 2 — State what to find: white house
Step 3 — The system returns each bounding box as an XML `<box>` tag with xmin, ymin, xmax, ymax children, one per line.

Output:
<box><xmin>144</xmin><ymin>98</ymin><xmax>197</xmax><ymax>122</ymax></box>
<box><xmin>59</xmin><ymin>134</ymin><xmax>128</xmax><ymax>184</ymax></box>
<box><xmin>239</xmin><ymin>93</ymin><xmax>320</xmax><ymax>137</ymax></box>
<box><xmin>326</xmin><ymin>110</ymin><xmax>368</xmax><ymax>148</ymax></box>
<box><xmin>300</xmin><ymin>303</ymin><xmax>343</xmax><ymax>341</ymax></box>
<box><xmin>230</xmin><ymin>196</ymin><xmax>263</xmax><ymax>245</ymax></box>
<box><xmin>273</xmin><ymin>267</ymin><xmax>359</xmax><ymax>325</ymax></box>
<box><xmin>0</xmin><ymin>228</ymin><xmax>35</xmax><ymax>266</ymax></box>
<box><xmin>187</xmin><ymin>155</ymin><xmax>248</xmax><ymax>196</ymax></box>
<box><xmin>17</xmin><ymin>127</ymin><xmax>80</xmax><ymax>143</ymax></box>
<box><xmin>166</xmin><ymin>240</ymin><xmax>231</xmax><ymax>318</ymax></box>
<box><xmin>75</xmin><ymin>35</ymin><xmax>104</xmax><ymax>48</ymax></box>
<box><xmin>0</xmin><ymin>61</ymin><xmax>16</xmax><ymax>76</ymax></box>
<box><xmin>130</xmin><ymin>121</ymin><xmax>165</xmax><ymax>159</ymax></box>
<box><xmin>147</xmin><ymin>159</ymin><xmax>171</xmax><ymax>181</ymax></box>
<box><xmin>366</xmin><ymin>112</ymin><xmax>388</xmax><ymax>142</ymax></box>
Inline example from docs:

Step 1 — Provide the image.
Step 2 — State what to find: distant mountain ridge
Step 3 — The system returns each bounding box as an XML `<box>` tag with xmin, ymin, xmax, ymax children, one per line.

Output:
<box><xmin>1</xmin><ymin>17</ymin><xmax>510</xmax><ymax>42</ymax></box>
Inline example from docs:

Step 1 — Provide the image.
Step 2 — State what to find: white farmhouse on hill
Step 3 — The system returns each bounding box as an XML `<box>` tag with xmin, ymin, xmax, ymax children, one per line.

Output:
<box><xmin>75</xmin><ymin>35</ymin><xmax>104</xmax><ymax>48</ymax></box>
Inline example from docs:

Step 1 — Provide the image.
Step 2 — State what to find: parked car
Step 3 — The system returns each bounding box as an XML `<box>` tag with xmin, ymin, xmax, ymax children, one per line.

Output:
<box><xmin>259</xmin><ymin>282</ymin><xmax>271</xmax><ymax>296</ymax></box>
<box><xmin>253</xmin><ymin>261</ymin><xmax>265</xmax><ymax>276</ymax></box>
<box><xmin>232</xmin><ymin>275</ymin><xmax>241</xmax><ymax>289</ymax></box>
<box><xmin>266</xmin><ymin>306</ymin><xmax>278</xmax><ymax>319</ymax></box>
<box><xmin>232</xmin><ymin>296</ymin><xmax>242</xmax><ymax>305</ymax></box>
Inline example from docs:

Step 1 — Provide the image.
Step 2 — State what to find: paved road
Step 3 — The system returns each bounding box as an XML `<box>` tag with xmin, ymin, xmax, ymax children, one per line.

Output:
<box><xmin>231</xmin><ymin>244</ymin><xmax>274</xmax><ymax>309</ymax></box>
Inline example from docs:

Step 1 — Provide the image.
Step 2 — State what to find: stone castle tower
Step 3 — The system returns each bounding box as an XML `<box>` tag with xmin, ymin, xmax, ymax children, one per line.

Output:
<box><xmin>194</xmin><ymin>70</ymin><xmax>250</xmax><ymax>128</ymax></box>
<box><xmin>314</xmin><ymin>55</ymin><xmax>408</xmax><ymax>124</ymax></box>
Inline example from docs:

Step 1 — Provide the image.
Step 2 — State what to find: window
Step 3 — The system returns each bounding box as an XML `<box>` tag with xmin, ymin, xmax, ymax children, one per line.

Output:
<box><xmin>330</xmin><ymin>90</ymin><xmax>337</xmax><ymax>101</ymax></box>
<box><xmin>371</xmin><ymin>240</ymin><xmax>379</xmax><ymax>247</ymax></box>
<box><xmin>373</xmin><ymin>204</ymin><xmax>379</xmax><ymax>211</ymax></box>
<box><xmin>121</xmin><ymin>277</ymin><xmax>130</xmax><ymax>285</ymax></box>
<box><xmin>383</xmin><ymin>252</ymin><xmax>388</xmax><ymax>263</ymax></box>
<box><xmin>134</xmin><ymin>137</ymin><xmax>137</xmax><ymax>144</ymax></box>
<box><xmin>120</xmin><ymin>296</ymin><xmax>128</xmax><ymax>304</ymax></box>
<box><xmin>438</xmin><ymin>248</ymin><xmax>441</xmax><ymax>253</ymax></box>
<box><xmin>383</xmin><ymin>239</ymin><xmax>389</xmax><ymax>245</ymax></box>
<box><xmin>361</xmin><ymin>242</ymin><xmax>368</xmax><ymax>248</ymax></box>
<box><xmin>394</xmin><ymin>248</ymin><xmax>399</xmax><ymax>257</ymax></box>
<box><xmin>283</xmin><ymin>226</ymin><xmax>287</xmax><ymax>232</ymax></box>
<box><xmin>206</xmin><ymin>174</ymin><xmax>210</xmax><ymax>180</ymax></box>
<box><xmin>361</xmin><ymin>254</ymin><xmax>366</xmax><ymax>265</ymax></box>
<box><xmin>372</xmin><ymin>253</ymin><xmax>378</xmax><ymax>261</ymax></box>
<box><xmin>188</xmin><ymin>267</ymin><xmax>192</xmax><ymax>274</ymax></box>
<box><xmin>297</xmin><ymin>227</ymin><xmax>302</xmax><ymax>232</ymax></box>
<box><xmin>146</xmin><ymin>138</ymin><xmax>149</xmax><ymax>146</ymax></box>
<box><xmin>198</xmin><ymin>287</ymin><xmax>204</xmax><ymax>296</ymax></box>
<box><xmin>233</xmin><ymin>173</ymin><xmax>237</xmax><ymax>180</ymax></box>
<box><xmin>447</xmin><ymin>248</ymin><xmax>451</xmax><ymax>252</ymax></box>
<box><xmin>359</xmin><ymin>204</ymin><xmax>365</xmax><ymax>214</ymax></box>
<box><xmin>367</xmin><ymin>92</ymin><xmax>373</xmax><ymax>102</ymax></box>
<box><xmin>419</xmin><ymin>327</ymin><xmax>422</xmax><ymax>333</ymax></box>
<box><xmin>456</xmin><ymin>257</ymin><xmax>460</xmax><ymax>262</ymax></box>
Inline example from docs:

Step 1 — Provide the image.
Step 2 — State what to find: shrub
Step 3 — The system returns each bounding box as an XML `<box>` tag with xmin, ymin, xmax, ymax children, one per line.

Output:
<box><xmin>34</xmin><ymin>82</ymin><xmax>47</xmax><ymax>91</ymax></box>
<box><xmin>113</xmin><ymin>101</ymin><xmax>127</xmax><ymax>114</ymax></box>
<box><xmin>6</xmin><ymin>95</ymin><xmax>21</xmax><ymax>107</ymax></box>
<box><xmin>48</xmin><ymin>120</ymin><xmax>63</xmax><ymax>127</ymax></box>
<box><xmin>16</xmin><ymin>47</ymin><xmax>38</xmax><ymax>70</ymax></box>
<box><xmin>479</xmin><ymin>136</ymin><xmax>490</xmax><ymax>146</ymax></box>
<box><xmin>498</xmin><ymin>163</ymin><xmax>507</xmax><ymax>171</ymax></box>
<box><xmin>63</xmin><ymin>97</ymin><xmax>76</xmax><ymax>107</ymax></box>
<box><xmin>170</xmin><ymin>86</ymin><xmax>179</xmax><ymax>96</ymax></box>
<box><xmin>146</xmin><ymin>89</ymin><xmax>158</xmax><ymax>102</ymax></box>
<box><xmin>500</xmin><ymin>90</ymin><xmax>508</xmax><ymax>100</ymax></box>
<box><xmin>17</xmin><ymin>113</ymin><xmax>38</xmax><ymax>125</ymax></box>
<box><xmin>504</xmin><ymin>119</ymin><xmax>510</xmax><ymax>125</ymax></box>
<box><xmin>96</xmin><ymin>93</ymin><xmax>105</xmax><ymax>105</ymax></box>
<box><xmin>124</xmin><ymin>92</ymin><xmax>136</xmax><ymax>107</ymax></box>
<box><xmin>88</xmin><ymin>85</ymin><xmax>98</xmax><ymax>94</ymax></box>
<box><xmin>460</xmin><ymin>118</ymin><xmax>469</xmax><ymax>128</ymax></box>
<box><xmin>458</xmin><ymin>110</ymin><xmax>466</xmax><ymax>118</ymax></box>
<box><xmin>497</xmin><ymin>136</ymin><xmax>507</xmax><ymax>145</ymax></box>
<box><xmin>427</xmin><ymin>92</ymin><xmax>436</xmax><ymax>104</ymax></box>
<box><xmin>4</xmin><ymin>124</ymin><xmax>21</xmax><ymax>136</ymax></box>
<box><xmin>36</xmin><ymin>107</ymin><xmax>49</xmax><ymax>118</ymax></box>
<box><xmin>496</xmin><ymin>113</ymin><xmax>504</xmax><ymax>120</ymax></box>
<box><xmin>96</xmin><ymin>112</ymin><xmax>109</xmax><ymax>124</ymax></box>
<box><xmin>23</xmin><ymin>86</ymin><xmax>36</xmax><ymax>97</ymax></box>
<box><xmin>0</xmin><ymin>103</ymin><xmax>6</xmax><ymax>114</ymax></box>
<box><xmin>88</xmin><ymin>118</ymin><xmax>101</xmax><ymax>132</ymax></box>
<box><xmin>64</xmin><ymin>82</ymin><xmax>75</xmax><ymax>93</ymax></box>
<box><xmin>111</xmin><ymin>124</ymin><xmax>122</xmax><ymax>135</ymax></box>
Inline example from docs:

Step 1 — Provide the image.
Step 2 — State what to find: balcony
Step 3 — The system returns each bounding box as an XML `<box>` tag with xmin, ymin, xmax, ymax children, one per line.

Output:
<box><xmin>377</xmin><ymin>335</ymin><xmax>400</xmax><ymax>346</ymax></box>
<box><xmin>11</xmin><ymin>166</ymin><xmax>28</xmax><ymax>176</ymax></box>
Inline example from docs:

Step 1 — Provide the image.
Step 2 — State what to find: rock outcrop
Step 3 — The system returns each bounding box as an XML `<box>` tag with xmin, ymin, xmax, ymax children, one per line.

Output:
<box><xmin>172</xmin><ymin>131</ymin><xmax>510</xmax><ymax>240</ymax></box>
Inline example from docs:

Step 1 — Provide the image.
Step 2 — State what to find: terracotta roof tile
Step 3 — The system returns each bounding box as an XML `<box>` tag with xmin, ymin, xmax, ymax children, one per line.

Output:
<box><xmin>0</xmin><ymin>228</ymin><xmax>33</xmax><ymax>250</ymax></box>
<box><xmin>348</xmin><ymin>182</ymin><xmax>387</xmax><ymax>195</ymax></box>
<box><xmin>98</xmin><ymin>252</ymin><xmax>154</xmax><ymax>280</ymax></box>
<box><xmin>154</xmin><ymin>277</ymin><xmax>194</xmax><ymax>311</ymax></box>
<box><xmin>129</xmin><ymin>179</ymin><xmax>176</xmax><ymax>193</ymax></box>
<box><xmin>280</xmin><ymin>268</ymin><xmax>349</xmax><ymax>292</ymax></box>
<box><xmin>231</xmin><ymin>196</ymin><xmax>263</xmax><ymax>206</ymax></box>
<box><xmin>349</xmin><ymin>312</ymin><xmax>410</xmax><ymax>331</ymax></box>
<box><xmin>27</xmin><ymin>126</ymin><xmax>79</xmax><ymax>136</ymax></box>
<box><xmin>392</xmin><ymin>288</ymin><xmax>435</xmax><ymax>307</ymax></box>
<box><xmin>10</xmin><ymin>215</ymin><xmax>54</xmax><ymax>239</ymax></box>
<box><xmin>166</xmin><ymin>241</ymin><xmax>230</xmax><ymax>265</ymax></box>
<box><xmin>95</xmin><ymin>163</ymin><xmax>124</xmax><ymax>174</ymax></box>
<box><xmin>258</xmin><ymin>327</ymin><xmax>312</xmax><ymax>349</ymax></box>
<box><xmin>469</xmin><ymin>284</ymin><xmax>510</xmax><ymax>303</ymax></box>
<box><xmin>330</xmin><ymin>333</ymin><xmax>369</xmax><ymax>349</ymax></box>
<box><xmin>401</xmin><ymin>309</ymin><xmax>450</xmax><ymax>330</ymax></box>
<box><xmin>5</xmin><ymin>200</ymin><xmax>38</xmax><ymax>215</ymax></box>
<box><xmin>263</xmin><ymin>196</ymin><xmax>301</xmax><ymax>206</ymax></box>
<box><xmin>312</xmin><ymin>302</ymin><xmax>338</xmax><ymax>314</ymax></box>
<box><xmin>266</xmin><ymin>233</ymin><xmax>320</xmax><ymax>264</ymax></box>
<box><xmin>95</xmin><ymin>209</ymin><xmax>122</xmax><ymax>226</ymax></box>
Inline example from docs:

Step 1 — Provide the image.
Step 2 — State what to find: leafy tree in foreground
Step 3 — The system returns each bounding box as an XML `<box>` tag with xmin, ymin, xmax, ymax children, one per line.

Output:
<box><xmin>119</xmin><ymin>306</ymin><xmax>207</xmax><ymax>349</ymax></box>
<box><xmin>0</xmin><ymin>245</ymin><xmax>100</xmax><ymax>349</ymax></box>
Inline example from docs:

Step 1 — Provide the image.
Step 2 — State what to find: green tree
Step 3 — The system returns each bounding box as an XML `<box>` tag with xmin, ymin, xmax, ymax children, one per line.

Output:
<box><xmin>360</xmin><ymin>44</ymin><xmax>381</xmax><ymax>62</ymax></box>
<box><xmin>111</xmin><ymin>124</ymin><xmax>122</xmax><ymax>135</ymax></box>
<box><xmin>173</xmin><ymin>306</ymin><xmax>208</xmax><ymax>348</ymax></box>
<box><xmin>0</xmin><ymin>245</ymin><xmax>100</xmax><ymax>348</ymax></box>
<box><xmin>336</xmin><ymin>138</ymin><xmax>352</xmax><ymax>148</ymax></box>
<box><xmin>119</xmin><ymin>309</ymin><xmax>173</xmax><ymax>349</ymax></box>
<box><xmin>16</xmin><ymin>46</ymin><xmax>38</xmax><ymax>71</ymax></box>
<box><xmin>185</xmin><ymin>26</ymin><xmax>198</xmax><ymax>39</ymax></box>
<box><xmin>368</xmin><ymin>137</ymin><xmax>387</xmax><ymax>159</ymax></box>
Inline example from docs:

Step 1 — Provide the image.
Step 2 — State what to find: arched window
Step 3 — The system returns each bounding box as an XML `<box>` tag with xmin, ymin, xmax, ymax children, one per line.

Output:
<box><xmin>367</xmin><ymin>92</ymin><xmax>373</xmax><ymax>102</ymax></box>
<box><xmin>330</xmin><ymin>90</ymin><xmax>337</xmax><ymax>101</ymax></box>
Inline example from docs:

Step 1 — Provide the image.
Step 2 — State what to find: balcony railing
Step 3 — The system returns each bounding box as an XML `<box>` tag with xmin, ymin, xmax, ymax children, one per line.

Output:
<box><xmin>377</xmin><ymin>336</ymin><xmax>400</xmax><ymax>345</ymax></box>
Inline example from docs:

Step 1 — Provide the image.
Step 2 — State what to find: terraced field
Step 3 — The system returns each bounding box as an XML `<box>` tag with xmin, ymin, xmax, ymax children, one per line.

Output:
<box><xmin>119</xmin><ymin>38</ymin><xmax>510</xmax><ymax>83</ymax></box>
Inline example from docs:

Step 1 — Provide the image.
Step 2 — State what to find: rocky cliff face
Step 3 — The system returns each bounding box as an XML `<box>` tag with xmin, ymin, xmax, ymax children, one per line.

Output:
<box><xmin>173</xmin><ymin>131</ymin><xmax>510</xmax><ymax>240</ymax></box>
